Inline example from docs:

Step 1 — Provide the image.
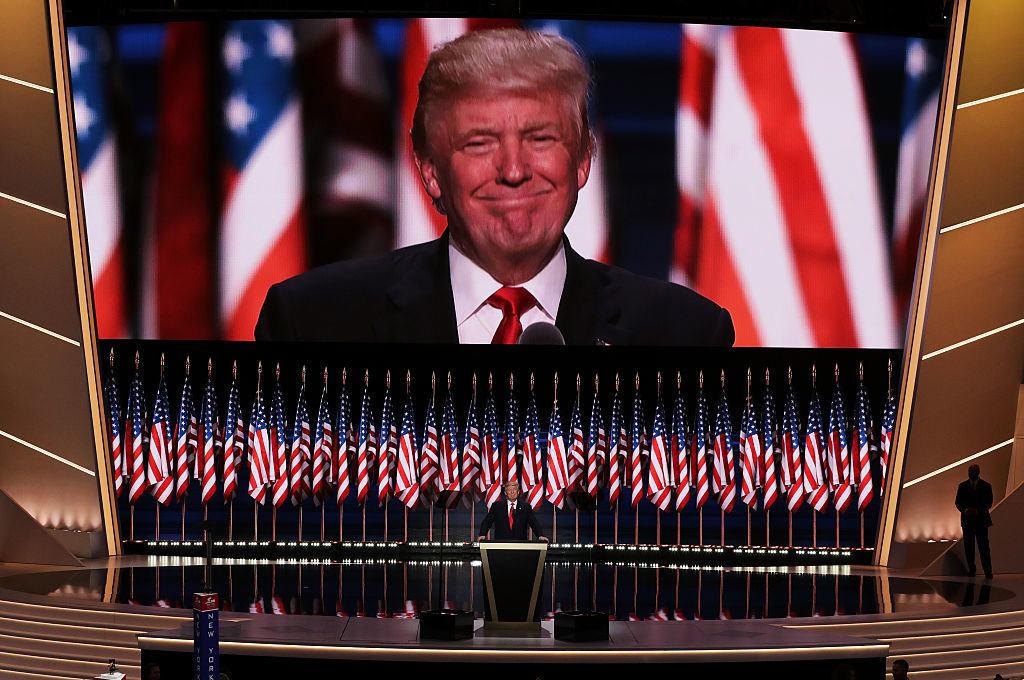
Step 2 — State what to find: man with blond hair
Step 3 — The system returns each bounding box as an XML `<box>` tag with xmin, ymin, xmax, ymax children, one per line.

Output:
<box><xmin>257</xmin><ymin>29</ymin><xmax>733</xmax><ymax>346</ymax></box>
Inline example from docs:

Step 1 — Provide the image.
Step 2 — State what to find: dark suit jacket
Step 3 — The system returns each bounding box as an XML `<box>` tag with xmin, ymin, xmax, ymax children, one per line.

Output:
<box><xmin>955</xmin><ymin>479</ymin><xmax>993</xmax><ymax>528</ymax></box>
<box><xmin>255</xmin><ymin>233</ymin><xmax>734</xmax><ymax>346</ymax></box>
<box><xmin>479</xmin><ymin>500</ymin><xmax>546</xmax><ymax>541</ymax></box>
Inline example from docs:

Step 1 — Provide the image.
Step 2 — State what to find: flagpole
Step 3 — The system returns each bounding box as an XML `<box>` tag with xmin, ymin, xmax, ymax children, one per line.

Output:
<box><xmin>180</xmin><ymin>500</ymin><xmax>186</xmax><ymax>541</ymax></box>
<box><xmin>404</xmin><ymin>506</ymin><xmax>408</xmax><ymax>543</ymax></box>
<box><xmin>361</xmin><ymin>504</ymin><xmax>366</xmax><ymax>543</ymax></box>
<box><xmin>835</xmin><ymin>509</ymin><xmax>840</xmax><ymax>548</ymax></box>
<box><xmin>320</xmin><ymin>503</ymin><xmax>325</xmax><ymax>543</ymax></box>
<box><xmin>720</xmin><ymin>508</ymin><xmax>724</xmax><ymax>547</ymax></box>
<box><xmin>444</xmin><ymin>507</ymin><xmax>449</xmax><ymax>543</ymax></box>
<box><xmin>676</xmin><ymin>511</ymin><xmax>681</xmax><ymax>546</ymax></box>
<box><xmin>613</xmin><ymin>501</ymin><xmax>619</xmax><ymax>545</ymax></box>
<box><xmin>298</xmin><ymin>506</ymin><xmax>304</xmax><ymax>543</ymax></box>
<box><xmin>552</xmin><ymin>506</ymin><xmax>557</xmax><ymax>543</ymax></box>
<box><xmin>339</xmin><ymin>505</ymin><xmax>344</xmax><ymax>542</ymax></box>
<box><xmin>634</xmin><ymin>505</ymin><xmax>639</xmax><ymax>545</ymax></box>
<box><xmin>384</xmin><ymin>500</ymin><xmax>389</xmax><ymax>543</ymax></box>
<box><xmin>656</xmin><ymin>510</ymin><xmax>661</xmax><ymax>546</ymax></box>
<box><xmin>130</xmin><ymin>505</ymin><xmax>135</xmax><ymax>542</ymax></box>
<box><xmin>428</xmin><ymin>504</ymin><xmax>433</xmax><ymax>542</ymax></box>
<box><xmin>154</xmin><ymin>505</ymin><xmax>159</xmax><ymax>541</ymax></box>
<box><xmin>765</xmin><ymin>507</ymin><xmax>770</xmax><ymax>547</ymax></box>
<box><xmin>470</xmin><ymin>502</ymin><xmax>475</xmax><ymax>543</ymax></box>
<box><xmin>254</xmin><ymin>503</ymin><xmax>259</xmax><ymax>542</ymax></box>
<box><xmin>746</xmin><ymin>506</ymin><xmax>751</xmax><ymax>547</ymax></box>
<box><xmin>787</xmin><ymin>509</ymin><xmax>792</xmax><ymax>547</ymax></box>
<box><xmin>228</xmin><ymin>502</ymin><xmax>233</xmax><ymax>542</ymax></box>
<box><xmin>860</xmin><ymin>510</ymin><xmax>865</xmax><ymax>548</ymax></box>
<box><xmin>203</xmin><ymin>504</ymin><xmax>208</xmax><ymax>544</ymax></box>
<box><xmin>812</xmin><ymin>509</ymin><xmax>817</xmax><ymax>548</ymax></box>
<box><xmin>272</xmin><ymin>506</ymin><xmax>277</xmax><ymax>542</ymax></box>
<box><xmin>698</xmin><ymin>507</ymin><xmax>703</xmax><ymax>546</ymax></box>
<box><xmin>575</xmin><ymin>508</ymin><xmax>579</xmax><ymax>545</ymax></box>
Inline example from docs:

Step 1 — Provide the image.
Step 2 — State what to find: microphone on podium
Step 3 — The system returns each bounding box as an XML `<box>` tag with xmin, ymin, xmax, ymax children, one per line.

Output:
<box><xmin>517</xmin><ymin>321</ymin><xmax>565</xmax><ymax>345</ymax></box>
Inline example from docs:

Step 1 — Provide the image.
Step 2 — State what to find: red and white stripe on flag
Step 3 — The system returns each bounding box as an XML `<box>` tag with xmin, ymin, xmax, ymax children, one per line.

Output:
<box><xmin>674</xmin><ymin>26</ymin><xmax>896</xmax><ymax>348</ymax></box>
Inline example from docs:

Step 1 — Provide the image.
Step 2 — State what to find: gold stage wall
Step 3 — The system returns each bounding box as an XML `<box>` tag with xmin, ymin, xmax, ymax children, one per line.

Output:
<box><xmin>0</xmin><ymin>0</ymin><xmax>118</xmax><ymax>557</ymax></box>
<box><xmin>878</xmin><ymin>0</ymin><xmax>1024</xmax><ymax>567</ymax></box>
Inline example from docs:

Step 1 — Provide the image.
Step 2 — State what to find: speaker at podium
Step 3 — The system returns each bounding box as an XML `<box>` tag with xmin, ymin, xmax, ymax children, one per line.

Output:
<box><xmin>478</xmin><ymin>540</ymin><xmax>548</xmax><ymax>632</ymax></box>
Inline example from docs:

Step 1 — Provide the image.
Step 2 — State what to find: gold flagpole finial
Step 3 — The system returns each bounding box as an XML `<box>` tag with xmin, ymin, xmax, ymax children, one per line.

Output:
<box><xmin>207</xmin><ymin>357</ymin><xmax>213</xmax><ymax>379</ymax></box>
<box><xmin>323</xmin><ymin>366</ymin><xmax>329</xmax><ymax>385</ymax></box>
<box><xmin>185</xmin><ymin>355</ymin><xmax>191</xmax><ymax>377</ymax></box>
<box><xmin>406</xmin><ymin>369</ymin><xmax>412</xmax><ymax>394</ymax></box>
<box><xmin>615</xmin><ymin>372</ymin><xmax>620</xmax><ymax>392</ymax></box>
<box><xmin>765</xmin><ymin>367</ymin><xmax>770</xmax><ymax>387</ymax></box>
<box><xmin>447</xmin><ymin>370</ymin><xmax>452</xmax><ymax>391</ymax></box>
<box><xmin>699</xmin><ymin>370</ymin><xmax>704</xmax><ymax>390</ymax></box>
<box><xmin>109</xmin><ymin>348</ymin><xmax>115</xmax><ymax>370</ymax></box>
<box><xmin>160</xmin><ymin>352</ymin><xmax>166</xmax><ymax>376</ymax></box>
<box><xmin>363</xmin><ymin>368</ymin><xmax>369</xmax><ymax>388</ymax></box>
<box><xmin>635</xmin><ymin>372</ymin><xmax>640</xmax><ymax>391</ymax></box>
<box><xmin>134</xmin><ymin>349</ymin><xmax>140</xmax><ymax>371</ymax></box>
<box><xmin>386</xmin><ymin>369</ymin><xmax>391</xmax><ymax>391</ymax></box>
<box><xmin>553</xmin><ymin>371</ymin><xmax>559</xmax><ymax>400</ymax></box>
<box><xmin>232</xmin><ymin>359</ymin><xmax>238</xmax><ymax>380</ymax></box>
<box><xmin>811</xmin><ymin>364</ymin><xmax>817</xmax><ymax>387</ymax></box>
<box><xmin>720</xmin><ymin>368</ymin><xmax>725</xmax><ymax>389</ymax></box>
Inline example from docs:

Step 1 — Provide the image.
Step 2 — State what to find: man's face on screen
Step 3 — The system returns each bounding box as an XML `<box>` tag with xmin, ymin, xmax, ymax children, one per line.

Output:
<box><xmin>417</xmin><ymin>90</ymin><xmax>591</xmax><ymax>281</ymax></box>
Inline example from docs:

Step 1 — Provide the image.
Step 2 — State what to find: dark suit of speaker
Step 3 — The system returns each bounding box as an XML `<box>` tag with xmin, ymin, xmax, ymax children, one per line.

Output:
<box><xmin>955</xmin><ymin>478</ymin><xmax>994</xmax><ymax>577</ymax></box>
<box><xmin>479</xmin><ymin>501</ymin><xmax>546</xmax><ymax>541</ymax></box>
<box><xmin>255</xmin><ymin>233</ymin><xmax>734</xmax><ymax>346</ymax></box>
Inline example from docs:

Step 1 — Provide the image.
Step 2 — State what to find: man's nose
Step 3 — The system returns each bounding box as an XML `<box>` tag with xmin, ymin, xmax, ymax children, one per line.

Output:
<box><xmin>496</xmin><ymin>139</ymin><xmax>531</xmax><ymax>186</ymax></box>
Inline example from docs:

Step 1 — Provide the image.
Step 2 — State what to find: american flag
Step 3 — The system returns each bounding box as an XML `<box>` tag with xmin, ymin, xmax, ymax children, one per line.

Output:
<box><xmin>394</xmin><ymin>392</ymin><xmax>420</xmax><ymax>509</ymax></box>
<box><xmin>333</xmin><ymin>379</ymin><xmax>353</xmax><ymax>506</ymax></box>
<box><xmin>827</xmin><ymin>378</ymin><xmax>852</xmax><ymax>513</ymax></box>
<box><xmin>761</xmin><ymin>383</ymin><xmax>781</xmax><ymax>511</ymax></box>
<box><xmin>220</xmin><ymin>21</ymin><xmax>305</xmax><ymax>340</ymax></box>
<box><xmin>712</xmin><ymin>382</ymin><xmax>736</xmax><ymax>513</ymax></box>
<box><xmin>481</xmin><ymin>388</ymin><xmax>502</xmax><ymax>508</ymax></box>
<box><xmin>149</xmin><ymin>373</ymin><xmax>173</xmax><ymax>506</ymax></box>
<box><xmin>521</xmin><ymin>386</ymin><xmax>545</xmax><ymax>511</ymax></box>
<box><xmin>671</xmin><ymin>384</ymin><xmax>691</xmax><ymax>511</ymax></box>
<box><xmin>221</xmin><ymin>371</ymin><xmax>243</xmax><ymax>503</ymax></box>
<box><xmin>292</xmin><ymin>380</ymin><xmax>313</xmax><ymax>504</ymax></box>
<box><xmin>127</xmin><ymin>368</ymin><xmax>147</xmax><ymax>504</ymax></box>
<box><xmin>312</xmin><ymin>376</ymin><xmax>332</xmax><ymax>506</ymax></box>
<box><xmin>673</xmin><ymin>25</ymin><xmax>897</xmax><ymax>348</ymax></box>
<box><xmin>503</xmin><ymin>380</ymin><xmax>520</xmax><ymax>488</ymax></box>
<box><xmin>647</xmin><ymin>395</ymin><xmax>673</xmax><ymax>512</ymax></box>
<box><xmin>377</xmin><ymin>387</ymin><xmax>396</xmax><ymax>505</ymax></box>
<box><xmin>853</xmin><ymin>379</ymin><xmax>874</xmax><ymax>511</ymax></box>
<box><xmin>68</xmin><ymin>28</ymin><xmax>126</xmax><ymax>338</ymax></box>
<box><xmin>567</xmin><ymin>394</ymin><xmax>586</xmax><ymax>493</ymax></box>
<box><xmin>438</xmin><ymin>388</ymin><xmax>461</xmax><ymax>507</ymax></box>
<box><xmin>803</xmin><ymin>383</ymin><xmax>830</xmax><ymax>513</ymax></box>
<box><xmin>628</xmin><ymin>384</ymin><xmax>646</xmax><ymax>509</ymax></box>
<box><xmin>270</xmin><ymin>376</ymin><xmax>290</xmax><ymax>509</ymax></box>
<box><xmin>880</xmin><ymin>390</ymin><xmax>896</xmax><ymax>484</ymax></box>
<box><xmin>586</xmin><ymin>390</ymin><xmax>604</xmax><ymax>499</ymax></box>
<box><xmin>692</xmin><ymin>383</ymin><xmax>711</xmax><ymax>509</ymax></box>
<box><xmin>461</xmin><ymin>391</ymin><xmax>482</xmax><ymax>508</ymax></box>
<box><xmin>545</xmin><ymin>396</ymin><xmax>569</xmax><ymax>509</ymax></box>
<box><xmin>247</xmin><ymin>383</ymin><xmax>272</xmax><ymax>505</ymax></box>
<box><xmin>103</xmin><ymin>362</ymin><xmax>125</xmax><ymax>498</ymax></box>
<box><xmin>173</xmin><ymin>370</ymin><xmax>196</xmax><ymax>503</ymax></box>
<box><xmin>198</xmin><ymin>373</ymin><xmax>219</xmax><ymax>505</ymax></box>
<box><xmin>355</xmin><ymin>383</ymin><xmax>375</xmax><ymax>506</ymax></box>
<box><xmin>607</xmin><ymin>387</ymin><xmax>626</xmax><ymax>507</ymax></box>
<box><xmin>739</xmin><ymin>395</ymin><xmax>760</xmax><ymax>508</ymax></box>
<box><xmin>893</xmin><ymin>39</ymin><xmax>943</xmax><ymax>317</ymax></box>
<box><xmin>418</xmin><ymin>391</ymin><xmax>440</xmax><ymax>504</ymax></box>
<box><xmin>781</xmin><ymin>380</ymin><xmax>805</xmax><ymax>512</ymax></box>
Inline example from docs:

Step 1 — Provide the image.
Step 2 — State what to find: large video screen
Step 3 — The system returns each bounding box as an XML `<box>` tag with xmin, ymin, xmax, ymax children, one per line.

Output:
<box><xmin>69</xmin><ymin>18</ymin><xmax>944</xmax><ymax>347</ymax></box>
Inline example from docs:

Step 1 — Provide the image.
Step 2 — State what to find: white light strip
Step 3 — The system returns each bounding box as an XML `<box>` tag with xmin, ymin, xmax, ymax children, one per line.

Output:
<box><xmin>0</xmin><ymin>429</ymin><xmax>96</xmax><ymax>477</ymax></box>
<box><xmin>0</xmin><ymin>310</ymin><xmax>81</xmax><ymax>347</ymax></box>
<box><xmin>939</xmin><ymin>201</ymin><xmax>1024</xmax><ymax>235</ymax></box>
<box><xmin>903</xmin><ymin>439</ymin><xmax>1013</xmax><ymax>489</ymax></box>
<box><xmin>0</xmin><ymin>190</ymin><xmax>66</xmax><ymax>219</ymax></box>
<box><xmin>921</xmin><ymin>318</ymin><xmax>1024</xmax><ymax>360</ymax></box>
<box><xmin>957</xmin><ymin>85</ymin><xmax>1024</xmax><ymax>110</ymax></box>
<box><xmin>0</xmin><ymin>73</ymin><xmax>54</xmax><ymax>94</ymax></box>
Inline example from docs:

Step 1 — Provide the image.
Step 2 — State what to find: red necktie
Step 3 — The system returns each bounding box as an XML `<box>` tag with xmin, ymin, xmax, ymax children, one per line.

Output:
<box><xmin>508</xmin><ymin>503</ymin><xmax>515</xmax><ymax>528</ymax></box>
<box><xmin>487</xmin><ymin>287</ymin><xmax>538</xmax><ymax>345</ymax></box>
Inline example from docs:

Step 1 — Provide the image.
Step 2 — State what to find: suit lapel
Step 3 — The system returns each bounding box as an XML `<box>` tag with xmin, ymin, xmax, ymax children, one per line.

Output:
<box><xmin>556</xmin><ymin>241</ymin><xmax>630</xmax><ymax>345</ymax></box>
<box><xmin>372</xmin><ymin>234</ymin><xmax>459</xmax><ymax>343</ymax></box>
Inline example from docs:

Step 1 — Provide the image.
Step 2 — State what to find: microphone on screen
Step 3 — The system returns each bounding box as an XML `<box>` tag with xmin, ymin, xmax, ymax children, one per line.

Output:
<box><xmin>517</xmin><ymin>322</ymin><xmax>566</xmax><ymax>346</ymax></box>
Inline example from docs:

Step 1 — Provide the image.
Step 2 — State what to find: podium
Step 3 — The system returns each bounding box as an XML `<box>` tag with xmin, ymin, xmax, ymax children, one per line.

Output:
<box><xmin>479</xmin><ymin>541</ymin><xmax>548</xmax><ymax>632</ymax></box>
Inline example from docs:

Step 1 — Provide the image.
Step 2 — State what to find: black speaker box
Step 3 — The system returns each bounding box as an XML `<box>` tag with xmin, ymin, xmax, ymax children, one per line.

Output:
<box><xmin>553</xmin><ymin>610</ymin><xmax>609</xmax><ymax>642</ymax></box>
<box><xmin>419</xmin><ymin>609</ymin><xmax>475</xmax><ymax>640</ymax></box>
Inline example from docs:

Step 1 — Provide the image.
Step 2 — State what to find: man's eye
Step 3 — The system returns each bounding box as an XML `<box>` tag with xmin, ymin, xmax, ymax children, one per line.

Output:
<box><xmin>463</xmin><ymin>139</ymin><xmax>493</xmax><ymax>152</ymax></box>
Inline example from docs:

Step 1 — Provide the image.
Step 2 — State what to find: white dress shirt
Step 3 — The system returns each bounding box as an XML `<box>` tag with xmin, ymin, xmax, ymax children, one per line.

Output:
<box><xmin>448</xmin><ymin>241</ymin><xmax>566</xmax><ymax>344</ymax></box>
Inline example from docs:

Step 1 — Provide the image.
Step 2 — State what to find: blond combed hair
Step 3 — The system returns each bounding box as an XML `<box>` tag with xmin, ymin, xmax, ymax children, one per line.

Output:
<box><xmin>411</xmin><ymin>28</ymin><xmax>594</xmax><ymax>160</ymax></box>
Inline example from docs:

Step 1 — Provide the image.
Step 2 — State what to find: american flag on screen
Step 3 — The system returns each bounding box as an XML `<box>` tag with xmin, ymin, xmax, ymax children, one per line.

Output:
<box><xmin>893</xmin><ymin>39</ymin><xmax>943</xmax><ymax>315</ymax></box>
<box><xmin>674</xmin><ymin>25</ymin><xmax>896</xmax><ymax>348</ymax></box>
<box><xmin>395</xmin><ymin>392</ymin><xmax>420</xmax><ymax>509</ymax></box>
<box><xmin>104</xmin><ymin>362</ymin><xmax>125</xmax><ymax>498</ymax></box>
<box><xmin>68</xmin><ymin>28</ymin><xmax>126</xmax><ymax>338</ymax></box>
<box><xmin>220</xmin><ymin>21</ymin><xmax>305</xmax><ymax>340</ymax></box>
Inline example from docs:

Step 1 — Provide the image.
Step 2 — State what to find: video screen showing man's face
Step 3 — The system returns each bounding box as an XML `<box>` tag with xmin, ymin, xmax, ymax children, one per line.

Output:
<box><xmin>71</xmin><ymin>20</ymin><xmax>944</xmax><ymax>347</ymax></box>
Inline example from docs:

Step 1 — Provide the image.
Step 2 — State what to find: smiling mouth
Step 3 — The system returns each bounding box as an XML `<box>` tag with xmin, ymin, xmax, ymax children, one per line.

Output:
<box><xmin>477</xmin><ymin>191</ymin><xmax>552</xmax><ymax>204</ymax></box>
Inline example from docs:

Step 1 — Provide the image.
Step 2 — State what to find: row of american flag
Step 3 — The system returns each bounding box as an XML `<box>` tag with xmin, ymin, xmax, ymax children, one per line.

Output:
<box><xmin>73</xmin><ymin>19</ymin><xmax>943</xmax><ymax>346</ymax></box>
<box><xmin>106</xmin><ymin>355</ymin><xmax>897</xmax><ymax>521</ymax></box>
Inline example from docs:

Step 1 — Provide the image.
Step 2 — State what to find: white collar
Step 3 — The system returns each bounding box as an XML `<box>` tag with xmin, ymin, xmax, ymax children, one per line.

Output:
<box><xmin>449</xmin><ymin>240</ymin><xmax>566</xmax><ymax>327</ymax></box>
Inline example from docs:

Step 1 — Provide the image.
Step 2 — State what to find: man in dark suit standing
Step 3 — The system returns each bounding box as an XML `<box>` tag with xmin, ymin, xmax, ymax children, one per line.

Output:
<box><xmin>477</xmin><ymin>481</ymin><xmax>547</xmax><ymax>542</ymax></box>
<box><xmin>255</xmin><ymin>29</ymin><xmax>733</xmax><ymax>347</ymax></box>
<box><xmin>955</xmin><ymin>463</ymin><xmax>994</xmax><ymax>578</ymax></box>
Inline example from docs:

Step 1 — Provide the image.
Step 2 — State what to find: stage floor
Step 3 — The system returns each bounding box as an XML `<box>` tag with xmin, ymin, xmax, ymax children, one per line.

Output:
<box><xmin>0</xmin><ymin>557</ymin><xmax>1011</xmax><ymax>621</ymax></box>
